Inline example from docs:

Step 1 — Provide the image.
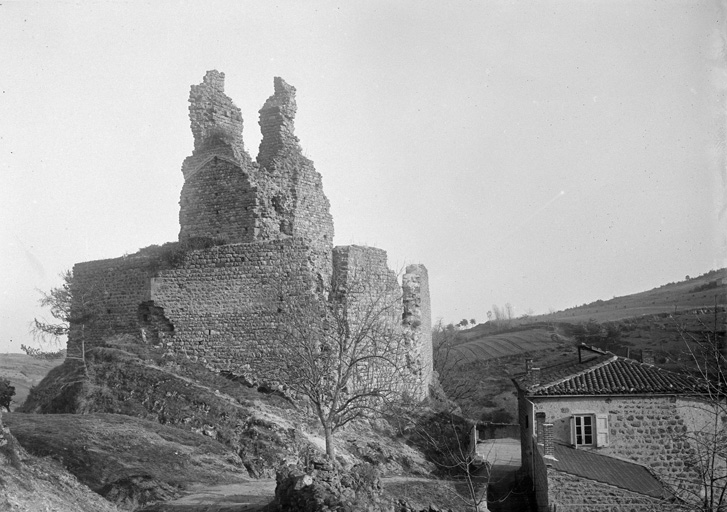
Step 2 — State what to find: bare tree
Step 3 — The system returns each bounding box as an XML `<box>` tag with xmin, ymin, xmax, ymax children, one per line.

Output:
<box><xmin>504</xmin><ymin>303</ymin><xmax>514</xmax><ymax>322</ymax></box>
<box><xmin>274</xmin><ymin>269</ymin><xmax>412</xmax><ymax>459</ymax></box>
<box><xmin>412</xmin><ymin>411</ymin><xmax>490</xmax><ymax>511</ymax></box>
<box><xmin>668</xmin><ymin>305</ymin><xmax>727</xmax><ymax>511</ymax></box>
<box><xmin>432</xmin><ymin>320</ymin><xmax>477</xmax><ymax>408</ymax></box>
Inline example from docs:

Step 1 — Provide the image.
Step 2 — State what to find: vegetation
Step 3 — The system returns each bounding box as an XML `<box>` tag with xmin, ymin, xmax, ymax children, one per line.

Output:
<box><xmin>31</xmin><ymin>269</ymin><xmax>73</xmax><ymax>347</ymax></box>
<box><xmin>0</xmin><ymin>377</ymin><xmax>15</xmax><ymax>412</ymax></box>
<box><xmin>274</xmin><ymin>269</ymin><xmax>411</xmax><ymax>459</ymax></box>
<box><xmin>4</xmin><ymin>412</ymin><xmax>246</xmax><ymax>510</ymax></box>
<box><xmin>669</xmin><ymin>309</ymin><xmax>727</xmax><ymax>511</ymax></box>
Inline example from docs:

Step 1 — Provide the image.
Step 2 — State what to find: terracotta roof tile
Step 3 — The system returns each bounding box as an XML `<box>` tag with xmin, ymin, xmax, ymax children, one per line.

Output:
<box><xmin>515</xmin><ymin>353</ymin><xmax>708</xmax><ymax>396</ymax></box>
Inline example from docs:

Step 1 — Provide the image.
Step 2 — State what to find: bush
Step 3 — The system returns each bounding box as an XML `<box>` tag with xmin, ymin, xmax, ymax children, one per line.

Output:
<box><xmin>0</xmin><ymin>377</ymin><xmax>16</xmax><ymax>411</ymax></box>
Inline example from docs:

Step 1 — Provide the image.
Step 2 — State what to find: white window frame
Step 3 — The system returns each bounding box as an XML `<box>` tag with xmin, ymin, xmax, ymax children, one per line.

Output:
<box><xmin>570</xmin><ymin>413</ymin><xmax>609</xmax><ymax>448</ymax></box>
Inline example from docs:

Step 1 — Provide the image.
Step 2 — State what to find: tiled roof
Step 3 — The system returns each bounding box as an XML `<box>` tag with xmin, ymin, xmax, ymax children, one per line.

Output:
<box><xmin>548</xmin><ymin>442</ymin><xmax>671</xmax><ymax>499</ymax></box>
<box><xmin>515</xmin><ymin>352</ymin><xmax>708</xmax><ymax>396</ymax></box>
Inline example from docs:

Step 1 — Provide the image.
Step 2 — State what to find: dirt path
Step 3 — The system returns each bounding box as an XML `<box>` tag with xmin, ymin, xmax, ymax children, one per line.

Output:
<box><xmin>142</xmin><ymin>480</ymin><xmax>277</xmax><ymax>511</ymax></box>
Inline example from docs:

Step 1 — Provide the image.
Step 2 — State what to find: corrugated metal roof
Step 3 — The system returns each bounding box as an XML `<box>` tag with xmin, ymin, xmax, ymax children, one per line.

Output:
<box><xmin>515</xmin><ymin>353</ymin><xmax>708</xmax><ymax>396</ymax></box>
<box><xmin>549</xmin><ymin>442</ymin><xmax>671</xmax><ymax>499</ymax></box>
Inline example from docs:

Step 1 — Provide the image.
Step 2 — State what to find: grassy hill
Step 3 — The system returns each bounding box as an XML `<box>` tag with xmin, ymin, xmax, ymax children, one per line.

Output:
<box><xmin>4</xmin><ymin>412</ymin><xmax>247</xmax><ymax>510</ymax></box>
<box><xmin>529</xmin><ymin>267</ymin><xmax>726</xmax><ymax>324</ymax></box>
<box><xmin>451</xmin><ymin>327</ymin><xmax>555</xmax><ymax>363</ymax></box>
<box><xmin>438</xmin><ymin>268</ymin><xmax>727</xmax><ymax>423</ymax></box>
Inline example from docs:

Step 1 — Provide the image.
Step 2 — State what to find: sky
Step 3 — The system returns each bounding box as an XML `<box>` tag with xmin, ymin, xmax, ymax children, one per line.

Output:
<box><xmin>1</xmin><ymin>1</ymin><xmax>725</xmax><ymax>353</ymax></box>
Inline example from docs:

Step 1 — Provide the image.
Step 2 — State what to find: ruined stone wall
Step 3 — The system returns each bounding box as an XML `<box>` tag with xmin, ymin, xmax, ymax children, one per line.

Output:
<box><xmin>149</xmin><ymin>239</ymin><xmax>315</xmax><ymax>375</ymax></box>
<box><xmin>68</xmin><ymin>71</ymin><xmax>431</xmax><ymax>401</ymax></box>
<box><xmin>402</xmin><ymin>264</ymin><xmax>432</xmax><ymax>393</ymax></box>
<box><xmin>256</xmin><ymin>77</ymin><xmax>334</xmax><ymax>283</ymax></box>
<box><xmin>332</xmin><ymin>246</ymin><xmax>432</xmax><ymax>399</ymax></box>
<box><xmin>179</xmin><ymin>157</ymin><xmax>257</xmax><ymax>244</ymax></box>
<box><xmin>532</xmin><ymin>396</ymin><xmax>713</xmax><ymax>496</ymax></box>
<box><xmin>187</xmin><ymin>70</ymin><xmax>249</xmax><ymax>164</ymax></box>
<box><xmin>179</xmin><ymin>72</ymin><xmax>333</xmax><ymax>283</ymax></box>
<box><xmin>70</xmin><ymin>254</ymin><xmax>157</xmax><ymax>357</ymax></box>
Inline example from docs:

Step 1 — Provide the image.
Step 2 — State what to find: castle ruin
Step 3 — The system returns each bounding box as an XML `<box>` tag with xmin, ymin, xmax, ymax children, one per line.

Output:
<box><xmin>68</xmin><ymin>71</ymin><xmax>432</xmax><ymax>398</ymax></box>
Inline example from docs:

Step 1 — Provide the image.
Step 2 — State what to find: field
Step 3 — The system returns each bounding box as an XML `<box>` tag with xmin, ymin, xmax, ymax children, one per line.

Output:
<box><xmin>451</xmin><ymin>327</ymin><xmax>555</xmax><ymax>363</ymax></box>
<box><xmin>526</xmin><ymin>268</ymin><xmax>726</xmax><ymax>324</ymax></box>
<box><xmin>439</xmin><ymin>268</ymin><xmax>726</xmax><ymax>423</ymax></box>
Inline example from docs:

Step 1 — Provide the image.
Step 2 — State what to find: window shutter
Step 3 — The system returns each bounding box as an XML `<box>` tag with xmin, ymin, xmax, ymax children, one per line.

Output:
<box><xmin>595</xmin><ymin>414</ymin><xmax>609</xmax><ymax>447</ymax></box>
<box><xmin>569</xmin><ymin>416</ymin><xmax>576</xmax><ymax>446</ymax></box>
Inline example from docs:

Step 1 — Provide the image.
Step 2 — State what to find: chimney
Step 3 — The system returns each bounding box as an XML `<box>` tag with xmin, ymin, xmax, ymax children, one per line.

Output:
<box><xmin>543</xmin><ymin>423</ymin><xmax>555</xmax><ymax>458</ymax></box>
<box><xmin>641</xmin><ymin>349</ymin><xmax>655</xmax><ymax>365</ymax></box>
<box><xmin>535</xmin><ymin>412</ymin><xmax>546</xmax><ymax>443</ymax></box>
<box><xmin>525</xmin><ymin>358</ymin><xmax>533</xmax><ymax>374</ymax></box>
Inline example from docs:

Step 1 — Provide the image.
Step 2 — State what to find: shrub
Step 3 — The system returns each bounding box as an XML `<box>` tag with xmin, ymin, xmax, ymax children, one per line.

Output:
<box><xmin>0</xmin><ymin>377</ymin><xmax>15</xmax><ymax>411</ymax></box>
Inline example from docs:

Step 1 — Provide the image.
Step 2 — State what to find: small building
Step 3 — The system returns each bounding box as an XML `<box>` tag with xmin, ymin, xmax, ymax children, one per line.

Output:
<box><xmin>512</xmin><ymin>345</ymin><xmax>719</xmax><ymax>511</ymax></box>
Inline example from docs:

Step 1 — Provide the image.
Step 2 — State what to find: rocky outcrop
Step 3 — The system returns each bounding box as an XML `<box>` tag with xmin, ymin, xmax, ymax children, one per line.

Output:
<box><xmin>275</xmin><ymin>452</ymin><xmax>385</xmax><ymax>512</ymax></box>
<box><xmin>0</xmin><ymin>412</ymin><xmax>121</xmax><ymax>512</ymax></box>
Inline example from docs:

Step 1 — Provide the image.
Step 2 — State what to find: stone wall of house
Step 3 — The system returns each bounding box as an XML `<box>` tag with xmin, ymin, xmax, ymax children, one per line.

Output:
<box><xmin>531</xmin><ymin>440</ymin><xmax>550</xmax><ymax>512</ymax></box>
<box><xmin>532</xmin><ymin>396</ymin><xmax>714</xmax><ymax>497</ymax></box>
<box><xmin>546</xmin><ymin>468</ymin><xmax>678</xmax><ymax>511</ymax></box>
<box><xmin>530</xmin><ymin>437</ymin><xmax>680</xmax><ymax>512</ymax></box>
<box><xmin>518</xmin><ymin>390</ymin><xmax>536</xmax><ymax>477</ymax></box>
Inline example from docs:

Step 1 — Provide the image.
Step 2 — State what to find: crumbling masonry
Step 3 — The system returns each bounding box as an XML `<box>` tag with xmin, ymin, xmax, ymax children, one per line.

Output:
<box><xmin>69</xmin><ymin>71</ymin><xmax>432</xmax><ymax>398</ymax></box>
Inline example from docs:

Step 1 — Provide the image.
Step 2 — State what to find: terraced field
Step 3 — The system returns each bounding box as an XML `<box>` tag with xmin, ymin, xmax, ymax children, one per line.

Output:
<box><xmin>450</xmin><ymin>328</ymin><xmax>555</xmax><ymax>363</ymax></box>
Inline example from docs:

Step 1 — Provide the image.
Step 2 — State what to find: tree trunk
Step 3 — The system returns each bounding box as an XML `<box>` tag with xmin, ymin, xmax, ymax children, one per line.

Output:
<box><xmin>324</xmin><ymin>423</ymin><xmax>335</xmax><ymax>459</ymax></box>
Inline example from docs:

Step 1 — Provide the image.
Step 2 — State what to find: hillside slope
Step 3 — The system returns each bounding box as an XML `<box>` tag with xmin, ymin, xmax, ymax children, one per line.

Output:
<box><xmin>0</xmin><ymin>412</ymin><xmax>120</xmax><ymax>512</ymax></box>
<box><xmin>531</xmin><ymin>268</ymin><xmax>726</xmax><ymax>324</ymax></box>
<box><xmin>4</xmin><ymin>412</ymin><xmax>247</xmax><ymax>510</ymax></box>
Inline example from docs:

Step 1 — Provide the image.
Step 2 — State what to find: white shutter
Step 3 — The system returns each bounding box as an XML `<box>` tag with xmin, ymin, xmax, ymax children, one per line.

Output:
<box><xmin>595</xmin><ymin>414</ymin><xmax>609</xmax><ymax>447</ymax></box>
<box><xmin>569</xmin><ymin>416</ymin><xmax>576</xmax><ymax>446</ymax></box>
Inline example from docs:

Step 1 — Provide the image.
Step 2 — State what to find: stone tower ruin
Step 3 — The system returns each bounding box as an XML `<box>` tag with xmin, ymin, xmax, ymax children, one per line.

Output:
<box><xmin>68</xmin><ymin>71</ymin><xmax>432</xmax><ymax>398</ymax></box>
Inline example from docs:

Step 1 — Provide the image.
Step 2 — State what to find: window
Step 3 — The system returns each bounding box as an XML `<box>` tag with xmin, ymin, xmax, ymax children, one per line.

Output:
<box><xmin>570</xmin><ymin>413</ymin><xmax>609</xmax><ymax>448</ymax></box>
<box><xmin>574</xmin><ymin>414</ymin><xmax>593</xmax><ymax>446</ymax></box>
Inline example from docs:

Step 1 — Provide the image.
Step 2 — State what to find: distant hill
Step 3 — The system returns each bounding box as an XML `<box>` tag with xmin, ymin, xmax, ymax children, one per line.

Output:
<box><xmin>0</xmin><ymin>354</ymin><xmax>64</xmax><ymax>410</ymax></box>
<box><xmin>529</xmin><ymin>267</ymin><xmax>726</xmax><ymax>324</ymax></box>
<box><xmin>439</xmin><ymin>268</ymin><xmax>726</xmax><ymax>423</ymax></box>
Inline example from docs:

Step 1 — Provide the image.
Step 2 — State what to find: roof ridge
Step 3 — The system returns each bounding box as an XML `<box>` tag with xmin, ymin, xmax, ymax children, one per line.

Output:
<box><xmin>531</xmin><ymin>355</ymin><xmax>618</xmax><ymax>392</ymax></box>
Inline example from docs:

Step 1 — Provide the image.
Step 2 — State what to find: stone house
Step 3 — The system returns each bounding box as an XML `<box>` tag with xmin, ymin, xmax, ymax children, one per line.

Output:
<box><xmin>513</xmin><ymin>345</ymin><xmax>719</xmax><ymax>511</ymax></box>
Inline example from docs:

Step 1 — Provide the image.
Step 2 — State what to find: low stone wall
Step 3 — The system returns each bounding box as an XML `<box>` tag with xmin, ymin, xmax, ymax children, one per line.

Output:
<box><xmin>476</xmin><ymin>422</ymin><xmax>520</xmax><ymax>441</ymax></box>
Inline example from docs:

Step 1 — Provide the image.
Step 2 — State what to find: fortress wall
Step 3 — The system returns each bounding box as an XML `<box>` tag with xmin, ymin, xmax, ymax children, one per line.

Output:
<box><xmin>149</xmin><ymin>238</ymin><xmax>317</xmax><ymax>376</ymax></box>
<box><xmin>70</xmin><ymin>254</ymin><xmax>157</xmax><ymax>356</ymax></box>
<box><xmin>332</xmin><ymin>246</ymin><xmax>432</xmax><ymax>399</ymax></box>
<box><xmin>403</xmin><ymin>264</ymin><xmax>433</xmax><ymax>393</ymax></box>
<box><xmin>179</xmin><ymin>157</ymin><xmax>257</xmax><ymax>244</ymax></box>
<box><xmin>67</xmin><ymin>71</ymin><xmax>431</xmax><ymax>400</ymax></box>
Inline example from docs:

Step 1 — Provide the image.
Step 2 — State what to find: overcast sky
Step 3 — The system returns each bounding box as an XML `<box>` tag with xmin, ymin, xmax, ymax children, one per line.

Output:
<box><xmin>1</xmin><ymin>1</ymin><xmax>725</xmax><ymax>353</ymax></box>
